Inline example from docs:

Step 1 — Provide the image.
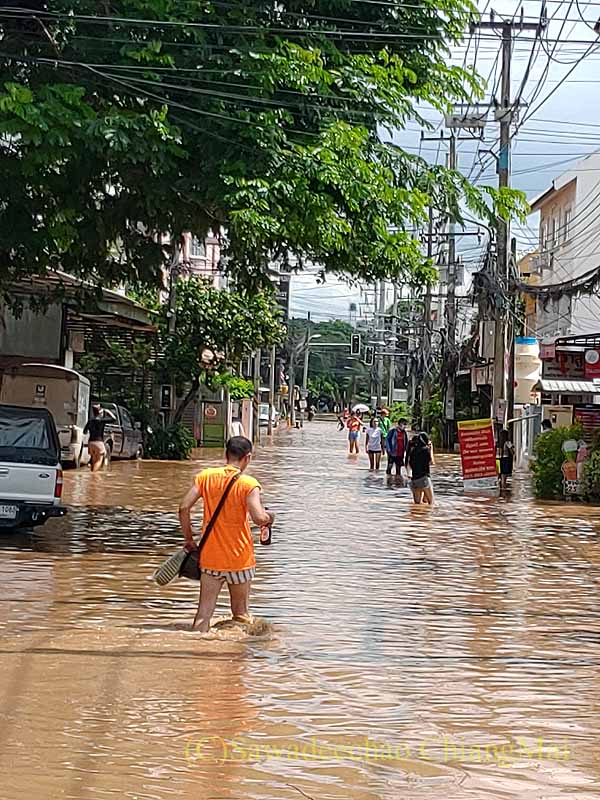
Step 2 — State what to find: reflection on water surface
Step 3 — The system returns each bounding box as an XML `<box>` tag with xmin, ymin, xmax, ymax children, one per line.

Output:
<box><xmin>2</xmin><ymin>421</ymin><xmax>600</xmax><ymax>799</ymax></box>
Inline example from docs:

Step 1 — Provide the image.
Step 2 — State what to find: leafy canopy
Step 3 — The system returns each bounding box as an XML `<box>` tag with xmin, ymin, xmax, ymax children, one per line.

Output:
<box><xmin>0</xmin><ymin>1</ymin><xmax>526</xmax><ymax>299</ymax></box>
<box><xmin>160</xmin><ymin>277</ymin><xmax>284</xmax><ymax>395</ymax></box>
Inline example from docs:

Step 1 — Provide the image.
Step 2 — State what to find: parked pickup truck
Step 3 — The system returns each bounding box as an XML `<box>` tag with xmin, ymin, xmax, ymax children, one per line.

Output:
<box><xmin>99</xmin><ymin>403</ymin><xmax>144</xmax><ymax>460</ymax></box>
<box><xmin>0</xmin><ymin>404</ymin><xmax>67</xmax><ymax>529</ymax></box>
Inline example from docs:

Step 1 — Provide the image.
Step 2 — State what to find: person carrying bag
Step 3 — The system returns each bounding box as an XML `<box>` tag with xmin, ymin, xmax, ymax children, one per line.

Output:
<box><xmin>178</xmin><ymin>472</ymin><xmax>241</xmax><ymax>581</ymax></box>
<box><xmin>176</xmin><ymin>436</ymin><xmax>275</xmax><ymax>632</ymax></box>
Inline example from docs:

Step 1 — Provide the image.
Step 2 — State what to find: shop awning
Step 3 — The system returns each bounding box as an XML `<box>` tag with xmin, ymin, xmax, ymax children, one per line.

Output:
<box><xmin>537</xmin><ymin>379</ymin><xmax>598</xmax><ymax>393</ymax></box>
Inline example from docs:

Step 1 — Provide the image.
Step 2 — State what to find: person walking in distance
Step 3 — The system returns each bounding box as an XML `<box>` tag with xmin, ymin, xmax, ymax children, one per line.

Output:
<box><xmin>347</xmin><ymin>411</ymin><xmax>361</xmax><ymax>455</ymax></box>
<box><xmin>178</xmin><ymin>436</ymin><xmax>274</xmax><ymax>632</ymax></box>
<box><xmin>496</xmin><ymin>429</ymin><xmax>515</xmax><ymax>491</ymax></box>
<box><xmin>365</xmin><ymin>417</ymin><xmax>383</xmax><ymax>470</ymax></box>
<box><xmin>408</xmin><ymin>432</ymin><xmax>435</xmax><ymax>504</ymax></box>
<box><xmin>83</xmin><ymin>403</ymin><xmax>116</xmax><ymax>472</ymax></box>
<box><xmin>385</xmin><ymin>417</ymin><xmax>409</xmax><ymax>477</ymax></box>
<box><xmin>378</xmin><ymin>408</ymin><xmax>391</xmax><ymax>438</ymax></box>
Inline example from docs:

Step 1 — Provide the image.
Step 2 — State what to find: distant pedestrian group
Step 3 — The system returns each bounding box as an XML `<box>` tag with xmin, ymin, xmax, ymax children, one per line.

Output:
<box><xmin>341</xmin><ymin>408</ymin><xmax>435</xmax><ymax>505</ymax></box>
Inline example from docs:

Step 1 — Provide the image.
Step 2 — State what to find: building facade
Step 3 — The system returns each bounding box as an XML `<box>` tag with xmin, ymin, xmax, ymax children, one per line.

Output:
<box><xmin>528</xmin><ymin>152</ymin><xmax>600</xmax><ymax>338</ymax></box>
<box><xmin>181</xmin><ymin>232</ymin><xmax>225</xmax><ymax>288</ymax></box>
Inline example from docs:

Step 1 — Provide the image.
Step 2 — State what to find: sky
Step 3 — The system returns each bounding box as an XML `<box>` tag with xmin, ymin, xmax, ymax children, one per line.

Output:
<box><xmin>290</xmin><ymin>0</ymin><xmax>600</xmax><ymax>321</ymax></box>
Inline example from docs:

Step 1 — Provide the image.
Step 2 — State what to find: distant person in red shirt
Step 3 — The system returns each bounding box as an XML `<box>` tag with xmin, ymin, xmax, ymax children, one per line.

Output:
<box><xmin>347</xmin><ymin>412</ymin><xmax>361</xmax><ymax>454</ymax></box>
<box><xmin>385</xmin><ymin>418</ymin><xmax>409</xmax><ymax>476</ymax></box>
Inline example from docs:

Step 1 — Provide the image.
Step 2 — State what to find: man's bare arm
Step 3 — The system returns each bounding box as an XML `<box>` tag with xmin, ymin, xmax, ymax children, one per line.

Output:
<box><xmin>179</xmin><ymin>484</ymin><xmax>202</xmax><ymax>550</ymax></box>
<box><xmin>246</xmin><ymin>487</ymin><xmax>274</xmax><ymax>528</ymax></box>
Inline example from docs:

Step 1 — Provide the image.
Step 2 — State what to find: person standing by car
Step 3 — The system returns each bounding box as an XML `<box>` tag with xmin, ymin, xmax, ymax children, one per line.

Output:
<box><xmin>385</xmin><ymin>418</ymin><xmax>409</xmax><ymax>476</ymax></box>
<box><xmin>178</xmin><ymin>436</ymin><xmax>275</xmax><ymax>632</ymax></box>
<box><xmin>83</xmin><ymin>404</ymin><xmax>116</xmax><ymax>472</ymax></box>
<box><xmin>365</xmin><ymin>417</ymin><xmax>383</xmax><ymax>470</ymax></box>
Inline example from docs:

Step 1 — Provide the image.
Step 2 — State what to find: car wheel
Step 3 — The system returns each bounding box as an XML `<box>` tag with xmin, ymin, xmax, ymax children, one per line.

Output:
<box><xmin>104</xmin><ymin>442</ymin><xmax>112</xmax><ymax>467</ymax></box>
<box><xmin>133</xmin><ymin>444</ymin><xmax>143</xmax><ymax>460</ymax></box>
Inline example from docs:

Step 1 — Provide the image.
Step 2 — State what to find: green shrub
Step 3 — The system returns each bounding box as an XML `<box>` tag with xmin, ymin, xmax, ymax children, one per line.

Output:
<box><xmin>531</xmin><ymin>423</ymin><xmax>583</xmax><ymax>499</ymax></box>
<box><xmin>212</xmin><ymin>373</ymin><xmax>254</xmax><ymax>400</ymax></box>
<box><xmin>581</xmin><ymin>449</ymin><xmax>600</xmax><ymax>501</ymax></box>
<box><xmin>144</xmin><ymin>424</ymin><xmax>196</xmax><ymax>460</ymax></box>
<box><xmin>389</xmin><ymin>401</ymin><xmax>412</xmax><ymax>424</ymax></box>
<box><xmin>429</xmin><ymin>423</ymin><xmax>443</xmax><ymax>447</ymax></box>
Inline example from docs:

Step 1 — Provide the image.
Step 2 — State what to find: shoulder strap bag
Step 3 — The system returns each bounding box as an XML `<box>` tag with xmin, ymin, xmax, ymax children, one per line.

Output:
<box><xmin>178</xmin><ymin>471</ymin><xmax>242</xmax><ymax>581</ymax></box>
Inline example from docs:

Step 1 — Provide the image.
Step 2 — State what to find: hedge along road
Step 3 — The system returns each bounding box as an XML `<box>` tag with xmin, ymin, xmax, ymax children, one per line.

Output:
<box><xmin>0</xmin><ymin>419</ymin><xmax>600</xmax><ymax>800</ymax></box>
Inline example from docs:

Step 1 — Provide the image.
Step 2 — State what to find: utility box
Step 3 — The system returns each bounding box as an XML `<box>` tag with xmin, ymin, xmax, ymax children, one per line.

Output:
<box><xmin>479</xmin><ymin>321</ymin><xmax>496</xmax><ymax>360</ymax></box>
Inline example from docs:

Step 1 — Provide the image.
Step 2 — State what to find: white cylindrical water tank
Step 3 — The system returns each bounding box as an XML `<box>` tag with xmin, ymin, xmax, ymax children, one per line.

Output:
<box><xmin>514</xmin><ymin>336</ymin><xmax>542</xmax><ymax>405</ymax></box>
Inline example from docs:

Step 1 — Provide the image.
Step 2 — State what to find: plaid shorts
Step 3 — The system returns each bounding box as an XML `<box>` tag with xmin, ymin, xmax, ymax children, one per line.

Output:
<box><xmin>201</xmin><ymin>567</ymin><xmax>256</xmax><ymax>584</ymax></box>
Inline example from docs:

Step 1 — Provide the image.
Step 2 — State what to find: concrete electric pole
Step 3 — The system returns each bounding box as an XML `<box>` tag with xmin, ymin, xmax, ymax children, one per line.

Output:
<box><xmin>474</xmin><ymin>15</ymin><xmax>541</xmax><ymax>425</ymax></box>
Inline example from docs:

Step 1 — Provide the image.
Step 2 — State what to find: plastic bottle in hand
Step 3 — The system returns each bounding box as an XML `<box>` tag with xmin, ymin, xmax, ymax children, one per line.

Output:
<box><xmin>259</xmin><ymin>525</ymin><xmax>272</xmax><ymax>545</ymax></box>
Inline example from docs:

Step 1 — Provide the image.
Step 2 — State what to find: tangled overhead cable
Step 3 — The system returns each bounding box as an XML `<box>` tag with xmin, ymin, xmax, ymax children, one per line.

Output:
<box><xmin>511</xmin><ymin>261</ymin><xmax>600</xmax><ymax>308</ymax></box>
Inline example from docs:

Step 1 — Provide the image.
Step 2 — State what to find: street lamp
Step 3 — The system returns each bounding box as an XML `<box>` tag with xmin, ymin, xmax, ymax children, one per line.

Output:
<box><xmin>302</xmin><ymin>333</ymin><xmax>322</xmax><ymax>394</ymax></box>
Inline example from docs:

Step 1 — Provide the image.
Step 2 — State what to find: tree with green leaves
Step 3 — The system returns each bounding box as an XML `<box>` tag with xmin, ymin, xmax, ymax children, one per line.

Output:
<box><xmin>0</xmin><ymin>1</ymin><xmax>525</xmax><ymax>303</ymax></box>
<box><xmin>159</xmin><ymin>277</ymin><xmax>283</xmax><ymax>421</ymax></box>
<box><xmin>287</xmin><ymin>318</ymin><xmax>369</xmax><ymax>407</ymax></box>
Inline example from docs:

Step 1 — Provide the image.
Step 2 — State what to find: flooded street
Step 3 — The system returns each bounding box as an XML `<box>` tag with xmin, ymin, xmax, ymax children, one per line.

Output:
<box><xmin>3</xmin><ymin>419</ymin><xmax>600</xmax><ymax>800</ymax></box>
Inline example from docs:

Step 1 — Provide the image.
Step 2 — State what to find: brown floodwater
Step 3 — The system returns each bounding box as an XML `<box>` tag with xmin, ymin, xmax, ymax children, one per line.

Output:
<box><xmin>2</xmin><ymin>420</ymin><xmax>600</xmax><ymax>800</ymax></box>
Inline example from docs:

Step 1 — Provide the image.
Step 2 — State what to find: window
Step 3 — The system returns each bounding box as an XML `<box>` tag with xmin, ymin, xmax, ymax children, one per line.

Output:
<box><xmin>190</xmin><ymin>236</ymin><xmax>206</xmax><ymax>258</ymax></box>
<box><xmin>540</xmin><ymin>220</ymin><xmax>548</xmax><ymax>252</ymax></box>
<box><xmin>120</xmin><ymin>408</ymin><xmax>134</xmax><ymax>429</ymax></box>
<box><xmin>550</xmin><ymin>216</ymin><xmax>557</xmax><ymax>249</ymax></box>
<box><xmin>563</xmin><ymin>207</ymin><xmax>572</xmax><ymax>243</ymax></box>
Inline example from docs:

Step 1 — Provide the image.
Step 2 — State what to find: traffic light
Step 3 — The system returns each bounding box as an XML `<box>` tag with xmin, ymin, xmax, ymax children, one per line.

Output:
<box><xmin>350</xmin><ymin>333</ymin><xmax>361</xmax><ymax>356</ymax></box>
<box><xmin>364</xmin><ymin>345</ymin><xmax>375</xmax><ymax>366</ymax></box>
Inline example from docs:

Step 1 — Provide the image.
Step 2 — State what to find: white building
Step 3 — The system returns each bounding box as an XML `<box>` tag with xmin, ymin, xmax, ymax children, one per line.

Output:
<box><xmin>181</xmin><ymin>232</ymin><xmax>226</xmax><ymax>289</ymax></box>
<box><xmin>528</xmin><ymin>151</ymin><xmax>600</xmax><ymax>338</ymax></box>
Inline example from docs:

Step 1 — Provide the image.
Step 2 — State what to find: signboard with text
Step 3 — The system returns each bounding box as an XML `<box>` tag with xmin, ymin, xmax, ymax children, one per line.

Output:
<box><xmin>542</xmin><ymin>351</ymin><xmax>584</xmax><ymax>379</ymax></box>
<box><xmin>276</xmin><ymin>274</ymin><xmax>291</xmax><ymax>320</ymax></box>
<box><xmin>457</xmin><ymin>418</ymin><xmax>498</xmax><ymax>490</ymax></box>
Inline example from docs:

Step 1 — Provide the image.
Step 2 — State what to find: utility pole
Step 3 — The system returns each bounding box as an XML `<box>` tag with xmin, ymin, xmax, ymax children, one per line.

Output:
<box><xmin>422</xmin><ymin>207</ymin><xmax>434</xmax><ymax>406</ymax></box>
<box><xmin>167</xmin><ymin>240</ymin><xmax>181</xmax><ymax>335</ymax></box>
<box><xmin>253</xmin><ymin>348</ymin><xmax>261</xmax><ymax>445</ymax></box>
<box><xmin>420</xmin><ymin>132</ymin><xmax>473</xmax><ymax>443</ymax></box>
<box><xmin>300</xmin><ymin>312</ymin><xmax>311</xmax><ymax>428</ymax></box>
<box><xmin>267</xmin><ymin>344</ymin><xmax>276</xmax><ymax>437</ymax></box>
<box><xmin>375</xmin><ymin>280</ymin><xmax>386</xmax><ymax>406</ymax></box>
<box><xmin>506</xmin><ymin>237</ymin><xmax>518</xmax><ymax>425</ymax></box>
<box><xmin>474</xmin><ymin>14</ymin><xmax>541</xmax><ymax>426</ymax></box>
<box><xmin>445</xmin><ymin>134</ymin><xmax>457</xmax><ymax>443</ymax></box>
<box><xmin>387</xmin><ymin>283</ymin><xmax>399</xmax><ymax>405</ymax></box>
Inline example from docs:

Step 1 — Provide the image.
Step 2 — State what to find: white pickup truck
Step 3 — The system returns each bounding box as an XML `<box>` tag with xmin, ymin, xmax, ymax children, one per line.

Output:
<box><xmin>0</xmin><ymin>404</ymin><xmax>67</xmax><ymax>529</ymax></box>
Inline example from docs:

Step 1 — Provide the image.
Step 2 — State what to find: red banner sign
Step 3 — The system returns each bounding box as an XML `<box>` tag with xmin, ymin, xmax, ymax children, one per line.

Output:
<box><xmin>457</xmin><ymin>418</ymin><xmax>498</xmax><ymax>489</ymax></box>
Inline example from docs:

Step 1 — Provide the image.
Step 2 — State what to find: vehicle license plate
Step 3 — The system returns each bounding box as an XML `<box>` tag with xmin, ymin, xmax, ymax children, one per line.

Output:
<box><xmin>0</xmin><ymin>505</ymin><xmax>18</xmax><ymax>519</ymax></box>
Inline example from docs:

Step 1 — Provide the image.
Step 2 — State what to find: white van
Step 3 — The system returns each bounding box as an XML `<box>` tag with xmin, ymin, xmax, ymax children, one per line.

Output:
<box><xmin>0</xmin><ymin>364</ymin><xmax>91</xmax><ymax>467</ymax></box>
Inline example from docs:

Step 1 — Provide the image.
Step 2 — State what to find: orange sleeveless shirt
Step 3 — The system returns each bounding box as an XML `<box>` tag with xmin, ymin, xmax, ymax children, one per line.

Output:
<box><xmin>195</xmin><ymin>465</ymin><xmax>261</xmax><ymax>571</ymax></box>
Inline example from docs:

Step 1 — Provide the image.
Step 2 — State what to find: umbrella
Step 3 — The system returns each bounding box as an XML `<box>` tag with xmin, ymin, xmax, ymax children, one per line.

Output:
<box><xmin>353</xmin><ymin>403</ymin><xmax>370</xmax><ymax>413</ymax></box>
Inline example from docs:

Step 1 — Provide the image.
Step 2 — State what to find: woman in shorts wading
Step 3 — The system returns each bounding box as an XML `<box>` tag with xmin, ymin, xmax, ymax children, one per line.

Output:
<box><xmin>407</xmin><ymin>432</ymin><xmax>435</xmax><ymax>505</ymax></box>
<box><xmin>365</xmin><ymin>417</ymin><xmax>383</xmax><ymax>470</ymax></box>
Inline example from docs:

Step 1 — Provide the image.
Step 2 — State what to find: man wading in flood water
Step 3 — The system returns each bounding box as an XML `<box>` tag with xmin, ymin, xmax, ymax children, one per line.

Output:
<box><xmin>178</xmin><ymin>436</ymin><xmax>274</xmax><ymax>632</ymax></box>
